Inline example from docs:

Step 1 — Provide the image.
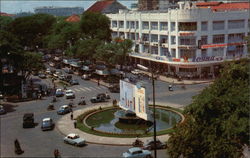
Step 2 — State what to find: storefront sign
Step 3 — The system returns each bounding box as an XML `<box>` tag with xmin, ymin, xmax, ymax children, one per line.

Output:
<box><xmin>192</xmin><ymin>56</ymin><xmax>223</xmax><ymax>62</ymax></box>
<box><xmin>179</xmin><ymin>32</ymin><xmax>195</xmax><ymax>36</ymax></box>
<box><xmin>201</xmin><ymin>42</ymin><xmax>245</xmax><ymax>49</ymax></box>
<box><xmin>172</xmin><ymin>58</ymin><xmax>181</xmax><ymax>62</ymax></box>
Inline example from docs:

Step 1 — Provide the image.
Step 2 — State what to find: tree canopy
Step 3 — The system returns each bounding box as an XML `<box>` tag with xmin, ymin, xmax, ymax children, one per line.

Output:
<box><xmin>167</xmin><ymin>59</ymin><xmax>250</xmax><ymax>158</ymax></box>
<box><xmin>9</xmin><ymin>13</ymin><xmax>56</xmax><ymax>49</ymax></box>
<box><xmin>80</xmin><ymin>12</ymin><xmax>111</xmax><ymax>42</ymax></box>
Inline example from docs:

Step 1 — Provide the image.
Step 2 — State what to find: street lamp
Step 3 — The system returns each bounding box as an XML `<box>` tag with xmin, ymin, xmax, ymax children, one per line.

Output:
<box><xmin>137</xmin><ymin>63</ymin><xmax>157</xmax><ymax>158</ymax></box>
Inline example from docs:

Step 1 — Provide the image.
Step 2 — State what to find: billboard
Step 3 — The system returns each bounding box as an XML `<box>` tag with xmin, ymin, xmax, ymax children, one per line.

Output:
<box><xmin>119</xmin><ymin>80</ymin><xmax>149</xmax><ymax>120</ymax></box>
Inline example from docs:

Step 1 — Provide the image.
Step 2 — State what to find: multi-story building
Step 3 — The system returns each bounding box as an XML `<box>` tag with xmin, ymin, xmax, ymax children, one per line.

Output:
<box><xmin>106</xmin><ymin>1</ymin><xmax>250</xmax><ymax>78</ymax></box>
<box><xmin>34</xmin><ymin>6</ymin><xmax>84</xmax><ymax>16</ymax></box>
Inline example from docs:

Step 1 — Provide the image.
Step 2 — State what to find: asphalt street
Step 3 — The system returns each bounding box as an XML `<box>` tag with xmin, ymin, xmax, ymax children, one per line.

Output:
<box><xmin>0</xmin><ymin>68</ymin><xmax>209</xmax><ymax>157</ymax></box>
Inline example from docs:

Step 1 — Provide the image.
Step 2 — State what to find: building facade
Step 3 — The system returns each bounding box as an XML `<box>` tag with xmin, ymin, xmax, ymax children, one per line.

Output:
<box><xmin>34</xmin><ymin>7</ymin><xmax>84</xmax><ymax>16</ymax></box>
<box><xmin>106</xmin><ymin>2</ymin><xmax>250</xmax><ymax>78</ymax></box>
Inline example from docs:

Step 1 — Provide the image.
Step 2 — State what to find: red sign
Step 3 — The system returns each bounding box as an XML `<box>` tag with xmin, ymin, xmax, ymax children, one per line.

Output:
<box><xmin>179</xmin><ymin>32</ymin><xmax>195</xmax><ymax>36</ymax></box>
<box><xmin>172</xmin><ymin>58</ymin><xmax>181</xmax><ymax>62</ymax></box>
<box><xmin>201</xmin><ymin>42</ymin><xmax>245</xmax><ymax>49</ymax></box>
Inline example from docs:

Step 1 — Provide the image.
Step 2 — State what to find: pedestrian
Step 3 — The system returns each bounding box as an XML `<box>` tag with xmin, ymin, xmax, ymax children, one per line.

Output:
<box><xmin>70</xmin><ymin>112</ymin><xmax>73</xmax><ymax>120</ymax></box>
<box><xmin>54</xmin><ymin>149</ymin><xmax>60</xmax><ymax>158</ymax></box>
<box><xmin>97</xmin><ymin>79</ymin><xmax>100</xmax><ymax>86</ymax></box>
<box><xmin>74</xmin><ymin>120</ymin><xmax>77</xmax><ymax>128</ymax></box>
<box><xmin>14</xmin><ymin>139</ymin><xmax>24</xmax><ymax>155</ymax></box>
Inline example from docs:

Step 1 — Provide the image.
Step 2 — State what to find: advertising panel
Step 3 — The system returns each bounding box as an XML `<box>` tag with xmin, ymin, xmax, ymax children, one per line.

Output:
<box><xmin>119</xmin><ymin>80</ymin><xmax>149</xmax><ymax>120</ymax></box>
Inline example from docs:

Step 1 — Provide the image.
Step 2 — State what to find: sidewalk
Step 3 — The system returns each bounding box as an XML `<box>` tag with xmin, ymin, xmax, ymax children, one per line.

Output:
<box><xmin>56</xmin><ymin>103</ymin><xmax>171</xmax><ymax>146</ymax></box>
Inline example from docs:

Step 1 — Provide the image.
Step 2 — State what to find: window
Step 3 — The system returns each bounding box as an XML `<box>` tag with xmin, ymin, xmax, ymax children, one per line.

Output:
<box><xmin>151</xmin><ymin>46</ymin><xmax>158</xmax><ymax>54</ymax></box>
<box><xmin>142</xmin><ymin>34</ymin><xmax>149</xmax><ymax>41</ymax></box>
<box><xmin>228</xmin><ymin>20</ymin><xmax>244</xmax><ymax>29</ymax></box>
<box><xmin>160</xmin><ymin>22</ymin><xmax>168</xmax><ymax>31</ymax></box>
<box><xmin>161</xmin><ymin>48</ymin><xmax>170</xmax><ymax>56</ymax></box>
<box><xmin>180</xmin><ymin>49</ymin><xmax>196</xmax><ymax>58</ymax></box>
<box><xmin>213</xmin><ymin>34</ymin><xmax>225</xmax><ymax>44</ymax></box>
<box><xmin>118</xmin><ymin>21</ymin><xmax>124</xmax><ymax>28</ymax></box>
<box><xmin>126</xmin><ymin>21</ymin><xmax>130</xmax><ymax>29</ymax></box>
<box><xmin>131</xmin><ymin>33</ymin><xmax>135</xmax><ymax>40</ymax></box>
<box><xmin>213</xmin><ymin>21</ymin><xmax>224</xmax><ymax>30</ymax></box>
<box><xmin>179</xmin><ymin>22</ymin><xmax>197</xmax><ymax>31</ymax></box>
<box><xmin>212</xmin><ymin>48</ymin><xmax>224</xmax><ymax>56</ymax></box>
<box><xmin>171</xmin><ymin>49</ymin><xmax>176</xmax><ymax>58</ymax></box>
<box><xmin>201</xmin><ymin>36</ymin><xmax>208</xmax><ymax>45</ymax></box>
<box><xmin>171</xmin><ymin>36</ymin><xmax>176</xmax><ymax>44</ymax></box>
<box><xmin>171</xmin><ymin>22</ymin><xmax>175</xmax><ymax>31</ymax></box>
<box><xmin>201</xmin><ymin>21</ymin><xmax>208</xmax><ymax>31</ymax></box>
<box><xmin>142</xmin><ymin>21</ymin><xmax>149</xmax><ymax>30</ymax></box>
<box><xmin>111</xmin><ymin>32</ymin><xmax>118</xmax><ymax>38</ymax></box>
<box><xmin>136</xmin><ymin>33</ymin><xmax>139</xmax><ymax>40</ymax></box>
<box><xmin>228</xmin><ymin>33</ymin><xmax>245</xmax><ymax>43</ymax></box>
<box><xmin>151</xmin><ymin>22</ymin><xmax>158</xmax><ymax>30</ymax></box>
<box><xmin>112</xmin><ymin>21</ymin><xmax>117</xmax><ymax>28</ymax></box>
<box><xmin>143</xmin><ymin>45</ymin><xmax>149</xmax><ymax>53</ymax></box>
<box><xmin>136</xmin><ymin>21</ymin><xmax>139</xmax><ymax>29</ymax></box>
<box><xmin>160</xmin><ymin>35</ymin><xmax>168</xmax><ymax>43</ymax></box>
<box><xmin>227</xmin><ymin>45</ymin><xmax>244</xmax><ymax>57</ymax></box>
<box><xmin>131</xmin><ymin>21</ymin><xmax>135</xmax><ymax>29</ymax></box>
<box><xmin>179</xmin><ymin>37</ymin><xmax>196</xmax><ymax>45</ymax></box>
<box><xmin>201</xmin><ymin>49</ymin><xmax>207</xmax><ymax>57</ymax></box>
<box><xmin>151</xmin><ymin>34</ymin><xmax>158</xmax><ymax>42</ymax></box>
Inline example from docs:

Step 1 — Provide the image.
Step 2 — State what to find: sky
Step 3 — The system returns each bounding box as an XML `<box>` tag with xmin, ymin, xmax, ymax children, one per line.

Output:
<box><xmin>0</xmin><ymin>0</ymin><xmax>136</xmax><ymax>14</ymax></box>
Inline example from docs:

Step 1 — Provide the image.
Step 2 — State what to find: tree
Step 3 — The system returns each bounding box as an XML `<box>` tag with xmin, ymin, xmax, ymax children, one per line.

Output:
<box><xmin>80</xmin><ymin>12</ymin><xmax>111</xmax><ymax>42</ymax></box>
<box><xmin>9</xmin><ymin>13</ymin><xmax>56</xmax><ymax>49</ymax></box>
<box><xmin>0</xmin><ymin>16</ymin><xmax>13</xmax><ymax>31</ymax></box>
<box><xmin>167</xmin><ymin>59</ymin><xmax>250</xmax><ymax>158</ymax></box>
<box><xmin>74</xmin><ymin>39</ymin><xmax>102</xmax><ymax>60</ymax></box>
<box><xmin>45</xmin><ymin>19</ymin><xmax>80</xmax><ymax>51</ymax></box>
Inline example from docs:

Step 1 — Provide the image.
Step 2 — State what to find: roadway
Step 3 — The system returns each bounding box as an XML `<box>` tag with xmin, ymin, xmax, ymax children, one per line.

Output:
<box><xmin>0</xmin><ymin>67</ymin><xmax>209</xmax><ymax>157</ymax></box>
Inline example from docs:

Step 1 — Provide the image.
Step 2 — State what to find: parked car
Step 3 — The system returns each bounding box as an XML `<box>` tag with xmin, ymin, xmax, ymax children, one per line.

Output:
<box><xmin>0</xmin><ymin>91</ymin><xmax>4</xmax><ymax>99</ymax></box>
<box><xmin>64</xmin><ymin>68</ymin><xmax>73</xmax><ymax>74</ymax></box>
<box><xmin>109</xmin><ymin>84</ymin><xmax>120</xmax><ymax>93</ymax></box>
<box><xmin>0</xmin><ymin>105</ymin><xmax>6</xmax><ymax>115</ymax></box>
<box><xmin>49</xmin><ymin>62</ymin><xmax>55</xmax><ymax>67</ymax></box>
<box><xmin>65</xmin><ymin>90</ymin><xmax>75</xmax><ymax>99</ymax></box>
<box><xmin>97</xmin><ymin>93</ymin><xmax>110</xmax><ymax>99</ymax></box>
<box><xmin>65</xmin><ymin>75</ymin><xmax>72</xmax><ymax>82</ymax></box>
<box><xmin>58</xmin><ymin>74</ymin><xmax>66</xmax><ymax>80</ymax></box>
<box><xmin>81</xmin><ymin>74</ymin><xmax>90</xmax><ymax>80</ymax></box>
<box><xmin>70</xmin><ymin>79</ymin><xmax>79</xmax><ymax>85</ymax></box>
<box><xmin>53</xmin><ymin>71</ymin><xmax>62</xmax><ymax>78</ymax></box>
<box><xmin>63</xmin><ymin>133</ymin><xmax>86</xmax><ymax>147</ymax></box>
<box><xmin>90</xmin><ymin>95</ymin><xmax>106</xmax><ymax>103</ymax></box>
<box><xmin>23</xmin><ymin>113</ymin><xmax>35</xmax><ymax>128</ymax></box>
<box><xmin>131</xmin><ymin>69</ymin><xmax>140</xmax><ymax>75</ymax></box>
<box><xmin>38</xmin><ymin>73</ymin><xmax>46</xmax><ymax>79</ymax></box>
<box><xmin>57</xmin><ymin>105</ymin><xmax>72</xmax><ymax>115</ymax></box>
<box><xmin>41</xmin><ymin>118</ymin><xmax>54</xmax><ymax>131</ymax></box>
<box><xmin>45</xmin><ymin>68</ymin><xmax>52</xmax><ymax>75</ymax></box>
<box><xmin>142</xmin><ymin>139</ymin><xmax>167</xmax><ymax>150</ymax></box>
<box><xmin>122</xmin><ymin>147</ymin><xmax>152</xmax><ymax>158</ymax></box>
<box><xmin>55</xmin><ymin>89</ymin><xmax>64</xmax><ymax>97</ymax></box>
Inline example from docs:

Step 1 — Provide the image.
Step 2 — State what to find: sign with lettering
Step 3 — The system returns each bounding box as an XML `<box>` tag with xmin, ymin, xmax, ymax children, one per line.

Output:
<box><xmin>192</xmin><ymin>56</ymin><xmax>223</xmax><ymax>62</ymax></box>
<box><xmin>179</xmin><ymin>32</ymin><xmax>195</xmax><ymax>36</ymax></box>
<box><xmin>201</xmin><ymin>42</ymin><xmax>246</xmax><ymax>49</ymax></box>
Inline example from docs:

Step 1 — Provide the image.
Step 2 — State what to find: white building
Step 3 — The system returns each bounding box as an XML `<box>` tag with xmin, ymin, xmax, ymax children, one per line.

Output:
<box><xmin>106</xmin><ymin>1</ymin><xmax>250</xmax><ymax>78</ymax></box>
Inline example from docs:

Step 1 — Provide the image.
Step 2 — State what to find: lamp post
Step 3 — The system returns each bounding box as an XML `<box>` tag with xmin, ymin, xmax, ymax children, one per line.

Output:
<box><xmin>137</xmin><ymin>63</ymin><xmax>157</xmax><ymax>158</ymax></box>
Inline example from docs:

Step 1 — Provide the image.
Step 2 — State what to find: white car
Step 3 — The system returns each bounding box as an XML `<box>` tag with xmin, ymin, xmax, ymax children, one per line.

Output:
<box><xmin>122</xmin><ymin>147</ymin><xmax>152</xmax><ymax>158</ymax></box>
<box><xmin>131</xmin><ymin>69</ymin><xmax>140</xmax><ymax>75</ymax></box>
<box><xmin>65</xmin><ymin>90</ymin><xmax>75</xmax><ymax>99</ymax></box>
<box><xmin>64</xmin><ymin>133</ymin><xmax>86</xmax><ymax>147</ymax></box>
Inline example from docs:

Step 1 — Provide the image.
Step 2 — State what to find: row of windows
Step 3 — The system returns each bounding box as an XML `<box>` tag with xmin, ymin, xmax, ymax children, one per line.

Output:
<box><xmin>112</xmin><ymin>32</ymin><xmax>245</xmax><ymax>45</ymax></box>
<box><xmin>112</xmin><ymin>19</ymin><xmax>248</xmax><ymax>31</ymax></box>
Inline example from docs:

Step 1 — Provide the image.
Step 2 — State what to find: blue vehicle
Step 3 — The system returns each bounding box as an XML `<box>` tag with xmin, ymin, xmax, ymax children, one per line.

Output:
<box><xmin>122</xmin><ymin>147</ymin><xmax>152</xmax><ymax>158</ymax></box>
<box><xmin>41</xmin><ymin>118</ymin><xmax>54</xmax><ymax>131</ymax></box>
<box><xmin>55</xmin><ymin>89</ymin><xmax>64</xmax><ymax>97</ymax></box>
<box><xmin>57</xmin><ymin>105</ymin><xmax>72</xmax><ymax>115</ymax></box>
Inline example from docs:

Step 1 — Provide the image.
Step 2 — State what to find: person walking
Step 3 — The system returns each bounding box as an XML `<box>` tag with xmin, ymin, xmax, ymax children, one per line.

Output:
<box><xmin>70</xmin><ymin>112</ymin><xmax>73</xmax><ymax>120</ymax></box>
<box><xmin>74</xmin><ymin>120</ymin><xmax>77</xmax><ymax>128</ymax></box>
<box><xmin>14</xmin><ymin>139</ymin><xmax>24</xmax><ymax>155</ymax></box>
<box><xmin>54</xmin><ymin>149</ymin><xmax>60</xmax><ymax>158</ymax></box>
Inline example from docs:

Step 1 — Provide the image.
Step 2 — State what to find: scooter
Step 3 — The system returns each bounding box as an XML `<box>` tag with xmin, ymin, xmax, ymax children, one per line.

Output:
<box><xmin>47</xmin><ymin>103</ymin><xmax>54</xmax><ymax>111</ymax></box>
<box><xmin>132</xmin><ymin>138</ymin><xmax>144</xmax><ymax>147</ymax></box>
<box><xmin>78</xmin><ymin>98</ymin><xmax>86</xmax><ymax>105</ymax></box>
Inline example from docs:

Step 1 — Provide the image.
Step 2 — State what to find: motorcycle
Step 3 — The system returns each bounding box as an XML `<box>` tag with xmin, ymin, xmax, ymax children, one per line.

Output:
<box><xmin>78</xmin><ymin>98</ymin><xmax>86</xmax><ymax>105</ymax></box>
<box><xmin>47</xmin><ymin>103</ymin><xmax>54</xmax><ymax>111</ymax></box>
<box><xmin>132</xmin><ymin>138</ymin><xmax>144</xmax><ymax>147</ymax></box>
<box><xmin>52</xmin><ymin>97</ymin><xmax>57</xmax><ymax>102</ymax></box>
